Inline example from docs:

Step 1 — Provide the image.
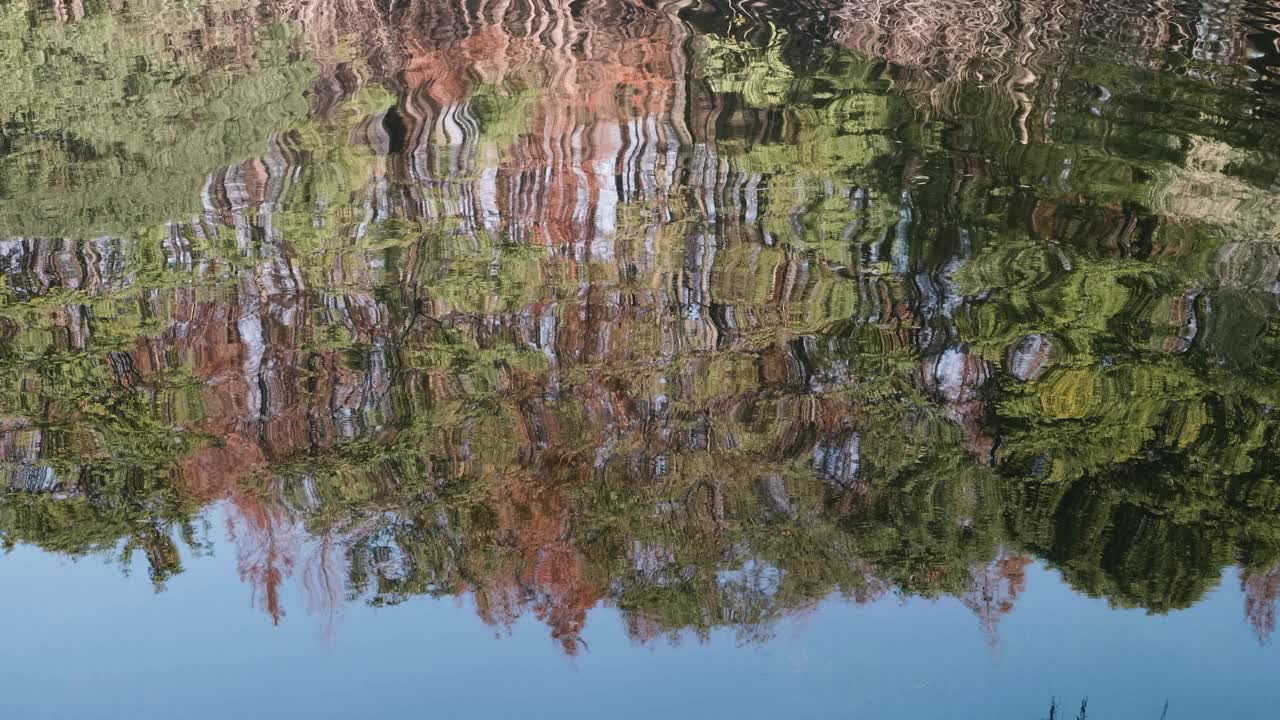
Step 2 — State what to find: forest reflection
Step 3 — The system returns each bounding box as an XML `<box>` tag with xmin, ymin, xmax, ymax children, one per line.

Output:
<box><xmin>2</xmin><ymin>0</ymin><xmax>1280</xmax><ymax>654</ymax></box>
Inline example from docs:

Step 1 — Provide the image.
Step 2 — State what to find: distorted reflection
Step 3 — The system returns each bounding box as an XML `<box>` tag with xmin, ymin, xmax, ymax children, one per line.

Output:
<box><xmin>2</xmin><ymin>0</ymin><xmax>1280</xmax><ymax>658</ymax></box>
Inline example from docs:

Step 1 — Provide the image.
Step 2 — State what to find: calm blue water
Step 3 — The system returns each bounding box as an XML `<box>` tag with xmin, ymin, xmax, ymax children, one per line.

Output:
<box><xmin>1</xmin><ymin>507</ymin><xmax>1270</xmax><ymax>719</ymax></box>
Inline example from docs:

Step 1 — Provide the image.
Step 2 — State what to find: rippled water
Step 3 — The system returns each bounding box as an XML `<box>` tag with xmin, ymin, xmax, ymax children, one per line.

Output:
<box><xmin>1</xmin><ymin>0</ymin><xmax>1279</xmax><ymax>716</ymax></box>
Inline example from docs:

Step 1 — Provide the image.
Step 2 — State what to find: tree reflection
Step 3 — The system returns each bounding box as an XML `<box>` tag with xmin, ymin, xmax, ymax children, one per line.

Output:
<box><xmin>1</xmin><ymin>0</ymin><xmax>1279</xmax><ymax>652</ymax></box>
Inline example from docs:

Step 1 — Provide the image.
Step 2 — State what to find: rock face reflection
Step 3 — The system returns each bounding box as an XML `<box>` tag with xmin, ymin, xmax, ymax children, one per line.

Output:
<box><xmin>2</xmin><ymin>0</ymin><xmax>1280</xmax><ymax>653</ymax></box>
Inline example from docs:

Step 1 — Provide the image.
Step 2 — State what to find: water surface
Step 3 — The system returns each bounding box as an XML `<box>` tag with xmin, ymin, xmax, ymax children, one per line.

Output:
<box><xmin>1</xmin><ymin>0</ymin><xmax>1279</xmax><ymax>716</ymax></box>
